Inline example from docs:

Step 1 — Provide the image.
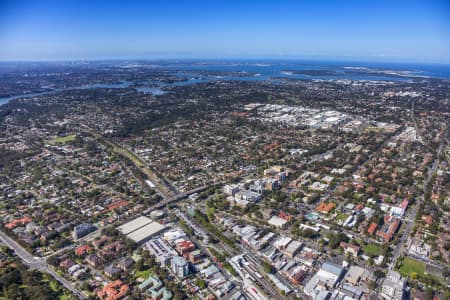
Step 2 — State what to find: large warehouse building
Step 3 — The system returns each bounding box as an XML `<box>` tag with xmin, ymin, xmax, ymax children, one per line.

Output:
<box><xmin>117</xmin><ymin>216</ymin><xmax>167</xmax><ymax>244</ymax></box>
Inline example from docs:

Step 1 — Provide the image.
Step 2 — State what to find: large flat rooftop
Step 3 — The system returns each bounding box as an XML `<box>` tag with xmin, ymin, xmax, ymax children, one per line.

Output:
<box><xmin>117</xmin><ymin>216</ymin><xmax>153</xmax><ymax>235</ymax></box>
<box><xmin>126</xmin><ymin>221</ymin><xmax>167</xmax><ymax>244</ymax></box>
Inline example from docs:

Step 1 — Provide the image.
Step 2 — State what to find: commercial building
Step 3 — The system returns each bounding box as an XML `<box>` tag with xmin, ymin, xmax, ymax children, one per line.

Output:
<box><xmin>163</xmin><ymin>228</ymin><xmax>187</xmax><ymax>245</ymax></box>
<box><xmin>201</xmin><ymin>264</ymin><xmax>220</xmax><ymax>279</ymax></box>
<box><xmin>304</xmin><ymin>262</ymin><xmax>345</xmax><ymax>298</ymax></box>
<box><xmin>317</xmin><ymin>262</ymin><xmax>344</xmax><ymax>287</ymax></box>
<box><xmin>268</xmin><ymin>216</ymin><xmax>288</xmax><ymax>228</ymax></box>
<box><xmin>341</xmin><ymin>283</ymin><xmax>363</xmax><ymax>299</ymax></box>
<box><xmin>223</xmin><ymin>184</ymin><xmax>240</xmax><ymax>196</ymax></box>
<box><xmin>176</xmin><ymin>240</ymin><xmax>195</xmax><ymax>255</ymax></box>
<box><xmin>188</xmin><ymin>250</ymin><xmax>203</xmax><ymax>263</ymax></box>
<box><xmin>234</xmin><ymin>190</ymin><xmax>261</xmax><ymax>203</ymax></box>
<box><xmin>267</xmin><ymin>273</ymin><xmax>292</xmax><ymax>295</ymax></box>
<box><xmin>344</xmin><ymin>265</ymin><xmax>371</xmax><ymax>285</ymax></box>
<box><xmin>171</xmin><ymin>255</ymin><xmax>190</xmax><ymax>278</ymax></box>
<box><xmin>381</xmin><ymin>271</ymin><xmax>407</xmax><ymax>300</ymax></box>
<box><xmin>145</xmin><ymin>238</ymin><xmax>177</xmax><ymax>265</ymax></box>
<box><xmin>283</xmin><ymin>240</ymin><xmax>303</xmax><ymax>258</ymax></box>
<box><xmin>274</xmin><ymin>237</ymin><xmax>292</xmax><ymax>250</ymax></box>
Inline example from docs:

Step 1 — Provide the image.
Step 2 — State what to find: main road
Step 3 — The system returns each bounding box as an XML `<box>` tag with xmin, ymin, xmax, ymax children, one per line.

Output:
<box><xmin>0</xmin><ymin>230</ymin><xmax>86</xmax><ymax>299</ymax></box>
<box><xmin>0</xmin><ymin>184</ymin><xmax>206</xmax><ymax>299</ymax></box>
<box><xmin>143</xmin><ymin>185</ymin><xmax>209</xmax><ymax>213</ymax></box>
<box><xmin>80</xmin><ymin>126</ymin><xmax>212</xmax><ymax>209</ymax></box>
<box><xmin>80</xmin><ymin>126</ymin><xmax>176</xmax><ymax>199</ymax></box>
<box><xmin>390</xmin><ymin>138</ymin><xmax>446</xmax><ymax>270</ymax></box>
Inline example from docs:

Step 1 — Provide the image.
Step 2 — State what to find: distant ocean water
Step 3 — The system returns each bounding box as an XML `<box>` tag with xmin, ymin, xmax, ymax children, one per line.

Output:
<box><xmin>165</xmin><ymin>60</ymin><xmax>450</xmax><ymax>81</ymax></box>
<box><xmin>1</xmin><ymin>60</ymin><xmax>449</xmax><ymax>107</ymax></box>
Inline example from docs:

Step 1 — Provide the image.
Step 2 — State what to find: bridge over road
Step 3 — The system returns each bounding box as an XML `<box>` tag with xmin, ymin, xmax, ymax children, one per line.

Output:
<box><xmin>143</xmin><ymin>185</ymin><xmax>209</xmax><ymax>213</ymax></box>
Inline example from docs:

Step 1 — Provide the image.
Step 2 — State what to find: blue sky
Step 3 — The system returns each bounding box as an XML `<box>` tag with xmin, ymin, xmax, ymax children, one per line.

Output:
<box><xmin>0</xmin><ymin>0</ymin><xmax>449</xmax><ymax>62</ymax></box>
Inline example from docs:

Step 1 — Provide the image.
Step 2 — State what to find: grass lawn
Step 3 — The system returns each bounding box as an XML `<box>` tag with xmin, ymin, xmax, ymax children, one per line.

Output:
<box><xmin>363</xmin><ymin>244</ymin><xmax>382</xmax><ymax>257</ymax></box>
<box><xmin>51</xmin><ymin>135</ymin><xmax>77</xmax><ymax>144</ymax></box>
<box><xmin>134</xmin><ymin>269</ymin><xmax>152</xmax><ymax>280</ymax></box>
<box><xmin>336</xmin><ymin>213</ymin><xmax>349</xmax><ymax>222</ymax></box>
<box><xmin>398</xmin><ymin>257</ymin><xmax>425</xmax><ymax>277</ymax></box>
<box><xmin>113</xmin><ymin>146</ymin><xmax>149</xmax><ymax>170</ymax></box>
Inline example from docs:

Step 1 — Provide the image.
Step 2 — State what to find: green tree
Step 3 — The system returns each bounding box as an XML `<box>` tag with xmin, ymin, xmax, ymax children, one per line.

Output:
<box><xmin>262</xmin><ymin>261</ymin><xmax>274</xmax><ymax>274</ymax></box>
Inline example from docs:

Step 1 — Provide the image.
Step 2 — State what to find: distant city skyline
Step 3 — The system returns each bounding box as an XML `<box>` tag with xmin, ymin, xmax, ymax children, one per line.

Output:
<box><xmin>0</xmin><ymin>0</ymin><xmax>449</xmax><ymax>63</ymax></box>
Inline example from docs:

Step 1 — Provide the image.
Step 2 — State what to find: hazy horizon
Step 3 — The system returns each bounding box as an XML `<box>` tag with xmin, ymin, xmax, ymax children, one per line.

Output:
<box><xmin>0</xmin><ymin>56</ymin><xmax>450</xmax><ymax>67</ymax></box>
<box><xmin>1</xmin><ymin>0</ymin><xmax>449</xmax><ymax>63</ymax></box>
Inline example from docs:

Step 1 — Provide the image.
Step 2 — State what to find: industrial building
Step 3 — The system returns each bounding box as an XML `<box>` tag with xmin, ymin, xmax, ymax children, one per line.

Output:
<box><xmin>117</xmin><ymin>216</ymin><xmax>167</xmax><ymax>244</ymax></box>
